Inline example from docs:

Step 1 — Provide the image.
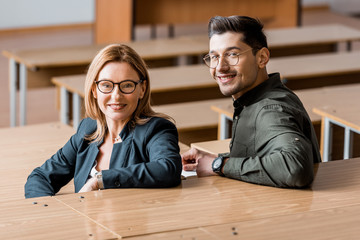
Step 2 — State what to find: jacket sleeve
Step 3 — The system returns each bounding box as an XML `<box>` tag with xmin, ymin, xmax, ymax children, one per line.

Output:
<box><xmin>223</xmin><ymin>105</ymin><xmax>315</xmax><ymax>188</ymax></box>
<box><xmin>24</xmin><ymin>120</ymin><xmax>86</xmax><ymax>198</ymax></box>
<box><xmin>102</xmin><ymin>118</ymin><xmax>182</xmax><ymax>188</ymax></box>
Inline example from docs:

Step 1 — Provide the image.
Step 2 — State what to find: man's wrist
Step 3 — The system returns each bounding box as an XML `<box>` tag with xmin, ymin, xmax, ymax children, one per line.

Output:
<box><xmin>220</xmin><ymin>157</ymin><xmax>229</xmax><ymax>175</ymax></box>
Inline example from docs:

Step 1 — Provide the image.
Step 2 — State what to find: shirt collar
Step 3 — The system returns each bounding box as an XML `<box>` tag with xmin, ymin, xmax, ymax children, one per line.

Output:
<box><xmin>233</xmin><ymin>72</ymin><xmax>282</xmax><ymax>110</ymax></box>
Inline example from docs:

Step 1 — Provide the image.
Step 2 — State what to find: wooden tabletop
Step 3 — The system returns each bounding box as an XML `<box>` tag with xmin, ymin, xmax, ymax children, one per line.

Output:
<box><xmin>191</xmin><ymin>138</ymin><xmax>231</xmax><ymax>154</ymax></box>
<box><xmin>1</xmin><ymin>197</ymin><xmax>119</xmax><ymax>239</ymax></box>
<box><xmin>3</xmin><ymin>120</ymin><xmax>360</xmax><ymax>239</ymax></box>
<box><xmin>4</xmin><ymin>24</ymin><xmax>360</xmax><ymax>69</ymax></box>
<box><xmin>313</xmin><ymin>85</ymin><xmax>360</xmax><ymax>132</ymax></box>
<box><xmin>212</xmin><ymin>82</ymin><xmax>360</xmax><ymax>125</ymax></box>
<box><xmin>268</xmin><ymin>50</ymin><xmax>360</xmax><ymax>79</ymax></box>
<box><xmin>51</xmin><ymin>49</ymin><xmax>360</xmax><ymax>99</ymax></box>
<box><xmin>0</xmin><ymin>122</ymin><xmax>76</xmax><ymax>202</ymax></box>
<box><xmin>52</xmin><ymin>158</ymin><xmax>360</xmax><ymax>238</ymax></box>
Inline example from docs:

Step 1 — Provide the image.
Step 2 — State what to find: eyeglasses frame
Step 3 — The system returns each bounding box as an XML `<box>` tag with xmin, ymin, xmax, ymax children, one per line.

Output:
<box><xmin>95</xmin><ymin>79</ymin><xmax>144</xmax><ymax>94</ymax></box>
<box><xmin>203</xmin><ymin>48</ymin><xmax>254</xmax><ymax>69</ymax></box>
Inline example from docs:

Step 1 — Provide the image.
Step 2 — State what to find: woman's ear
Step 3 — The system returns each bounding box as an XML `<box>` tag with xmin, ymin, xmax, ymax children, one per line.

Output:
<box><xmin>257</xmin><ymin>47</ymin><xmax>270</xmax><ymax>69</ymax></box>
<box><xmin>92</xmin><ymin>85</ymin><xmax>97</xmax><ymax>99</ymax></box>
<box><xmin>139</xmin><ymin>80</ymin><xmax>146</xmax><ymax>99</ymax></box>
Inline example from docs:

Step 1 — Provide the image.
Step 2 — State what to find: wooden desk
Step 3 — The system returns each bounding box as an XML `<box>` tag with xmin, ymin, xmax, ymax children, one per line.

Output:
<box><xmin>212</xmin><ymin>82</ymin><xmax>360</xmax><ymax>142</ymax></box>
<box><xmin>3</xmin><ymin>123</ymin><xmax>360</xmax><ymax>239</ymax></box>
<box><xmin>1</xmin><ymin>197</ymin><xmax>119</xmax><ymax>239</ymax></box>
<box><xmin>5</xmin><ymin>24</ymin><xmax>360</xmax><ymax>127</ymax></box>
<box><xmin>0</xmin><ymin>122</ymin><xmax>75</xmax><ymax>202</ymax></box>
<box><xmin>3</xmin><ymin>36</ymin><xmax>208</xmax><ymax>127</ymax></box>
<box><xmin>95</xmin><ymin>0</ymin><xmax>300</xmax><ymax>43</ymax></box>
<box><xmin>313</xmin><ymin>86</ymin><xmax>360</xmax><ymax>162</ymax></box>
<box><xmin>53</xmin><ymin>158</ymin><xmax>360</xmax><ymax>239</ymax></box>
<box><xmin>52</xmin><ymin>49</ymin><xmax>360</xmax><ymax>130</ymax></box>
<box><xmin>51</xmin><ymin>65</ymin><xmax>223</xmax><ymax>128</ymax></box>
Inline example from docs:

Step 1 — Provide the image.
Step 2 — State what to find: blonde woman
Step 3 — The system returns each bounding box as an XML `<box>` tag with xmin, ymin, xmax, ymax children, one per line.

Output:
<box><xmin>25</xmin><ymin>44</ymin><xmax>182</xmax><ymax>198</ymax></box>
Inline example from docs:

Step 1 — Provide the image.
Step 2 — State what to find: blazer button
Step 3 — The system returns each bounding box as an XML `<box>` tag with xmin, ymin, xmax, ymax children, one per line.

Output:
<box><xmin>115</xmin><ymin>181</ymin><xmax>121</xmax><ymax>187</ymax></box>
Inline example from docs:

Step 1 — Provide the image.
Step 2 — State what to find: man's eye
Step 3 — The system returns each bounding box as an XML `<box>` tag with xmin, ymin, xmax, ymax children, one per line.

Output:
<box><xmin>227</xmin><ymin>52</ymin><xmax>239</xmax><ymax>57</ymax></box>
<box><xmin>209</xmin><ymin>55</ymin><xmax>218</xmax><ymax>60</ymax></box>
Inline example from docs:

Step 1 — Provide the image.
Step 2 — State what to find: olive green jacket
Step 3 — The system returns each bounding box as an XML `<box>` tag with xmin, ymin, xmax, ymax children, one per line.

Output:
<box><xmin>221</xmin><ymin>73</ymin><xmax>321</xmax><ymax>188</ymax></box>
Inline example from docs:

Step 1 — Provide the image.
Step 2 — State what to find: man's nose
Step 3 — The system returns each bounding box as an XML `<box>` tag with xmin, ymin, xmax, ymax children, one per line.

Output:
<box><xmin>216</xmin><ymin>56</ymin><xmax>229</xmax><ymax>71</ymax></box>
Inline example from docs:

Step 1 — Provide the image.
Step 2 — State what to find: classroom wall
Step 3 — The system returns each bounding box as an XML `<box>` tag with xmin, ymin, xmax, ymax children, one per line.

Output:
<box><xmin>0</xmin><ymin>0</ymin><xmax>94</xmax><ymax>30</ymax></box>
<box><xmin>0</xmin><ymin>0</ymin><xmax>359</xmax><ymax>31</ymax></box>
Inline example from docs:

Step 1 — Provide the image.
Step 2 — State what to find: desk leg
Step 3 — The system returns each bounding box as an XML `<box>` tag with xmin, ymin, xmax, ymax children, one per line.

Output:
<box><xmin>19</xmin><ymin>64</ymin><xmax>27</xmax><ymax>126</ymax></box>
<box><xmin>60</xmin><ymin>87</ymin><xmax>69</xmax><ymax>125</ymax></box>
<box><xmin>343</xmin><ymin>127</ymin><xmax>353</xmax><ymax>159</ymax></box>
<box><xmin>219</xmin><ymin>114</ymin><xmax>231</xmax><ymax>140</ymax></box>
<box><xmin>346</xmin><ymin>41</ymin><xmax>352</xmax><ymax>51</ymax></box>
<box><xmin>322</xmin><ymin>117</ymin><xmax>333</xmax><ymax>162</ymax></box>
<box><xmin>72</xmin><ymin>93</ymin><xmax>81</xmax><ymax>130</ymax></box>
<box><xmin>9</xmin><ymin>59</ymin><xmax>18</xmax><ymax>127</ymax></box>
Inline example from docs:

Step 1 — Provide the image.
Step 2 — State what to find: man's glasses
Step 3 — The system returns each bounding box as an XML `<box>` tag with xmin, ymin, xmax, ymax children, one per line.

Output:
<box><xmin>95</xmin><ymin>79</ymin><xmax>144</xmax><ymax>94</ymax></box>
<box><xmin>203</xmin><ymin>48</ymin><xmax>253</xmax><ymax>69</ymax></box>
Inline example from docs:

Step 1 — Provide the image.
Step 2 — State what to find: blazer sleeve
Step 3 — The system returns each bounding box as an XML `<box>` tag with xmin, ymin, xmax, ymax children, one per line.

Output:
<box><xmin>102</xmin><ymin>118</ymin><xmax>182</xmax><ymax>188</ymax></box>
<box><xmin>24</xmin><ymin>119</ymin><xmax>88</xmax><ymax>198</ymax></box>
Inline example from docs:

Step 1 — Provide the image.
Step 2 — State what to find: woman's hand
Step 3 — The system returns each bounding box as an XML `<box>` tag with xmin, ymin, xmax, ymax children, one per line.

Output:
<box><xmin>181</xmin><ymin>148</ymin><xmax>218</xmax><ymax>177</ymax></box>
<box><xmin>79</xmin><ymin>177</ymin><xmax>99</xmax><ymax>192</ymax></box>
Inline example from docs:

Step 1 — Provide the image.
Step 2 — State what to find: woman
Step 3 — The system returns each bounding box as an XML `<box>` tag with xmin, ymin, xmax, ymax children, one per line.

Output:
<box><xmin>25</xmin><ymin>44</ymin><xmax>182</xmax><ymax>198</ymax></box>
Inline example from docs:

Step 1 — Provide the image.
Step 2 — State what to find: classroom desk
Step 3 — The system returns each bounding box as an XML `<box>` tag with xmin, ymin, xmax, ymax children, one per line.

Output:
<box><xmin>4</xmin><ymin>24</ymin><xmax>360</xmax><ymax>127</ymax></box>
<box><xmin>0</xmin><ymin>122</ymin><xmax>76</xmax><ymax>202</ymax></box>
<box><xmin>0</xmin><ymin>122</ymin><xmax>190</xmax><ymax>202</ymax></box>
<box><xmin>3</xmin><ymin>122</ymin><xmax>360</xmax><ymax>238</ymax></box>
<box><xmin>53</xmin><ymin>158</ymin><xmax>360</xmax><ymax>239</ymax></box>
<box><xmin>3</xmin><ymin>36</ymin><xmax>207</xmax><ymax>127</ymax></box>
<box><xmin>52</xmin><ymin>50</ymin><xmax>360</xmax><ymax>129</ymax></box>
<box><xmin>51</xmin><ymin>65</ymin><xmax>221</xmax><ymax>128</ymax></box>
<box><xmin>212</xmin><ymin>83</ymin><xmax>360</xmax><ymax>142</ymax></box>
<box><xmin>313</xmin><ymin>86</ymin><xmax>360</xmax><ymax>162</ymax></box>
<box><xmin>1</xmin><ymin>197</ymin><xmax>119</xmax><ymax>239</ymax></box>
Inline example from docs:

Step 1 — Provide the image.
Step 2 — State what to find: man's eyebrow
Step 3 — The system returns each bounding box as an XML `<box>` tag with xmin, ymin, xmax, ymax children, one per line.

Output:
<box><xmin>209</xmin><ymin>46</ymin><xmax>242</xmax><ymax>54</ymax></box>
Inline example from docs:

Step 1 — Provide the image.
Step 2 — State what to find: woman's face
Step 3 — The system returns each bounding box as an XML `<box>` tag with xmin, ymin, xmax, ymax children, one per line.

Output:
<box><xmin>93</xmin><ymin>62</ymin><xmax>146</xmax><ymax>127</ymax></box>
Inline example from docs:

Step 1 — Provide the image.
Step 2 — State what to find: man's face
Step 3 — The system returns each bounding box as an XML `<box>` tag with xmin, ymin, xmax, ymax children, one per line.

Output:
<box><xmin>209</xmin><ymin>32</ymin><xmax>263</xmax><ymax>99</ymax></box>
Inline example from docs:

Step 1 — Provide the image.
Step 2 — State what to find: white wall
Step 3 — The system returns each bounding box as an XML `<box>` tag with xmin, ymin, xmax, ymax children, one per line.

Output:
<box><xmin>0</xmin><ymin>0</ymin><xmax>94</xmax><ymax>30</ymax></box>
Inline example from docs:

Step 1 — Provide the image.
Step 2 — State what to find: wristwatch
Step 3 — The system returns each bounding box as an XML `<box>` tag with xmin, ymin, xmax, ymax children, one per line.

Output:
<box><xmin>95</xmin><ymin>171</ymin><xmax>104</xmax><ymax>190</ymax></box>
<box><xmin>212</xmin><ymin>156</ymin><xmax>225</xmax><ymax>176</ymax></box>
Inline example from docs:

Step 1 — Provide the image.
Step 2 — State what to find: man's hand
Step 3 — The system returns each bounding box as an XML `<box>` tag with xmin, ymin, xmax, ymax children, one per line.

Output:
<box><xmin>181</xmin><ymin>148</ymin><xmax>218</xmax><ymax>177</ymax></box>
<box><xmin>79</xmin><ymin>177</ymin><xmax>99</xmax><ymax>193</ymax></box>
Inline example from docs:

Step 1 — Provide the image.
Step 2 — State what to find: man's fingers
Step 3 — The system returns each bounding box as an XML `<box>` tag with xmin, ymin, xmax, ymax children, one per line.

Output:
<box><xmin>183</xmin><ymin>163</ymin><xmax>197</xmax><ymax>171</ymax></box>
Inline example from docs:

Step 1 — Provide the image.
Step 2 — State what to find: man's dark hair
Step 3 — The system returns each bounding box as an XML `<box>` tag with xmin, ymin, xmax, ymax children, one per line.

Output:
<box><xmin>208</xmin><ymin>15</ymin><xmax>268</xmax><ymax>53</ymax></box>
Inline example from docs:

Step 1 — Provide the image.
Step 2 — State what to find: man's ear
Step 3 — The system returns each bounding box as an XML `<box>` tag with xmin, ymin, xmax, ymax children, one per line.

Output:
<box><xmin>257</xmin><ymin>47</ymin><xmax>270</xmax><ymax>69</ymax></box>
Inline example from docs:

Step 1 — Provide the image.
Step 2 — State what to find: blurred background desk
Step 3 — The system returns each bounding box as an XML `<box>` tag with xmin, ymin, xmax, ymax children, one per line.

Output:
<box><xmin>4</xmin><ymin>24</ymin><xmax>360</xmax><ymax>127</ymax></box>
<box><xmin>313</xmin><ymin>89</ymin><xmax>360</xmax><ymax>161</ymax></box>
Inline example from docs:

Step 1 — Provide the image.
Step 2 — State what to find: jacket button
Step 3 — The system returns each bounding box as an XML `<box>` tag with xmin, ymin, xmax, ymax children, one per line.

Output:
<box><xmin>115</xmin><ymin>181</ymin><xmax>121</xmax><ymax>187</ymax></box>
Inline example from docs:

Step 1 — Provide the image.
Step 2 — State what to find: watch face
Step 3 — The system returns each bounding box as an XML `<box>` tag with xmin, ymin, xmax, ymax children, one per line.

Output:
<box><xmin>213</xmin><ymin>158</ymin><xmax>222</xmax><ymax>168</ymax></box>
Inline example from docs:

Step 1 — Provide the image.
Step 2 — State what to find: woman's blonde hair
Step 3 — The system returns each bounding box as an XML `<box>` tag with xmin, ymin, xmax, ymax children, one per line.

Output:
<box><xmin>84</xmin><ymin>44</ymin><xmax>173</xmax><ymax>143</ymax></box>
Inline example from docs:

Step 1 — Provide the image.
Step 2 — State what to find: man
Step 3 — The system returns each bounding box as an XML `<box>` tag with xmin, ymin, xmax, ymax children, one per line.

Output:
<box><xmin>182</xmin><ymin>16</ymin><xmax>321</xmax><ymax>188</ymax></box>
